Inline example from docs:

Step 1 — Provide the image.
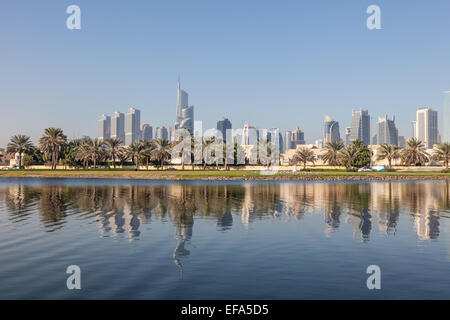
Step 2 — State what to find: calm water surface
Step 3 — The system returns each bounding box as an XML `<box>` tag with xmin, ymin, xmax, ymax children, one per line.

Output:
<box><xmin>0</xmin><ymin>178</ymin><xmax>449</xmax><ymax>299</ymax></box>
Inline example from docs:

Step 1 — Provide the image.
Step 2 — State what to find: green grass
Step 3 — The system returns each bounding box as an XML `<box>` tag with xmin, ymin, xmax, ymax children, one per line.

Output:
<box><xmin>0</xmin><ymin>168</ymin><xmax>449</xmax><ymax>180</ymax></box>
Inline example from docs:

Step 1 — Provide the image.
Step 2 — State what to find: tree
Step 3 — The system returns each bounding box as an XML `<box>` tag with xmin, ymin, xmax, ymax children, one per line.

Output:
<box><xmin>376</xmin><ymin>144</ymin><xmax>401</xmax><ymax>169</ymax></box>
<box><xmin>151</xmin><ymin>139</ymin><xmax>172</xmax><ymax>170</ymax></box>
<box><xmin>351</xmin><ymin>139</ymin><xmax>371</xmax><ymax>168</ymax></box>
<box><xmin>339</xmin><ymin>144</ymin><xmax>360</xmax><ymax>169</ymax></box>
<box><xmin>39</xmin><ymin>128</ymin><xmax>68</xmax><ymax>170</ymax></box>
<box><xmin>142</xmin><ymin>140</ymin><xmax>156</xmax><ymax>170</ymax></box>
<box><xmin>116</xmin><ymin>146</ymin><xmax>129</xmax><ymax>167</ymax></box>
<box><xmin>322</xmin><ymin>141</ymin><xmax>344</xmax><ymax>166</ymax></box>
<box><xmin>74</xmin><ymin>138</ymin><xmax>92</xmax><ymax>169</ymax></box>
<box><xmin>104</xmin><ymin>138</ymin><xmax>122</xmax><ymax>169</ymax></box>
<box><xmin>433</xmin><ymin>142</ymin><xmax>450</xmax><ymax>169</ymax></box>
<box><xmin>127</xmin><ymin>141</ymin><xmax>146</xmax><ymax>170</ymax></box>
<box><xmin>6</xmin><ymin>135</ymin><xmax>33</xmax><ymax>169</ymax></box>
<box><xmin>292</xmin><ymin>147</ymin><xmax>316</xmax><ymax>169</ymax></box>
<box><xmin>402</xmin><ymin>138</ymin><xmax>429</xmax><ymax>166</ymax></box>
<box><xmin>90</xmin><ymin>139</ymin><xmax>106</xmax><ymax>168</ymax></box>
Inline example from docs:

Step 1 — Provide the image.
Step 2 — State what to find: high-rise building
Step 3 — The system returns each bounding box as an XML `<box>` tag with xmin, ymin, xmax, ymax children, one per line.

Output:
<box><xmin>111</xmin><ymin>111</ymin><xmax>125</xmax><ymax>143</ymax></box>
<box><xmin>345</xmin><ymin>127</ymin><xmax>351</xmax><ymax>145</ymax></box>
<box><xmin>125</xmin><ymin>108</ymin><xmax>141</xmax><ymax>146</ymax></box>
<box><xmin>217</xmin><ymin>118</ymin><xmax>232</xmax><ymax>142</ymax></box>
<box><xmin>376</xmin><ymin>115</ymin><xmax>398</xmax><ymax>145</ymax></box>
<box><xmin>172</xmin><ymin>78</ymin><xmax>194</xmax><ymax>139</ymax></box>
<box><xmin>444</xmin><ymin>91</ymin><xmax>450</xmax><ymax>143</ymax></box>
<box><xmin>291</xmin><ymin>127</ymin><xmax>305</xmax><ymax>147</ymax></box>
<box><xmin>141</xmin><ymin>123</ymin><xmax>153</xmax><ymax>141</ymax></box>
<box><xmin>350</xmin><ymin>108</ymin><xmax>370</xmax><ymax>145</ymax></box>
<box><xmin>98</xmin><ymin>114</ymin><xmax>111</xmax><ymax>141</ymax></box>
<box><xmin>398</xmin><ymin>136</ymin><xmax>406</xmax><ymax>148</ymax></box>
<box><xmin>414</xmin><ymin>107</ymin><xmax>438</xmax><ymax>149</ymax></box>
<box><xmin>155</xmin><ymin>126</ymin><xmax>168</xmax><ymax>140</ymax></box>
<box><xmin>284</xmin><ymin>130</ymin><xmax>292</xmax><ymax>151</ymax></box>
<box><xmin>242</xmin><ymin>123</ymin><xmax>258</xmax><ymax>145</ymax></box>
<box><xmin>323</xmin><ymin>116</ymin><xmax>340</xmax><ymax>144</ymax></box>
<box><xmin>267</xmin><ymin>128</ymin><xmax>283</xmax><ymax>154</ymax></box>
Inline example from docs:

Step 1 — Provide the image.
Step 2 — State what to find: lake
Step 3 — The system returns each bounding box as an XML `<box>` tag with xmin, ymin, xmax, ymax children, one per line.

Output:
<box><xmin>0</xmin><ymin>178</ymin><xmax>449</xmax><ymax>299</ymax></box>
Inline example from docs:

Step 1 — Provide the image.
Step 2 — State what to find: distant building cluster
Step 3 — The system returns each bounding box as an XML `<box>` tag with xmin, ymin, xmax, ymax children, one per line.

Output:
<box><xmin>97</xmin><ymin>78</ymin><xmax>444</xmax><ymax>151</ymax></box>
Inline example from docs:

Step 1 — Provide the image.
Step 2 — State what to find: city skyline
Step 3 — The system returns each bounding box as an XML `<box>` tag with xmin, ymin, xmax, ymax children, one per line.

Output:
<box><xmin>93</xmin><ymin>79</ymin><xmax>442</xmax><ymax>150</ymax></box>
<box><xmin>1</xmin><ymin>1</ymin><xmax>450</xmax><ymax>147</ymax></box>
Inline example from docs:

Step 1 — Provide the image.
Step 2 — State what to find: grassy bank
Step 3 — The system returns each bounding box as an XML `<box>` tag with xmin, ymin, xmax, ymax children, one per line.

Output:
<box><xmin>0</xmin><ymin>169</ymin><xmax>449</xmax><ymax>181</ymax></box>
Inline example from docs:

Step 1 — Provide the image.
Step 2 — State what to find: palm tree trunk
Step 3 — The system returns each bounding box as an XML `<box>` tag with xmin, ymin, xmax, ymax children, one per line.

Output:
<box><xmin>113</xmin><ymin>151</ymin><xmax>116</xmax><ymax>169</ymax></box>
<box><xmin>161</xmin><ymin>159</ymin><xmax>164</xmax><ymax>170</ymax></box>
<box><xmin>18</xmin><ymin>152</ymin><xmax>22</xmax><ymax>169</ymax></box>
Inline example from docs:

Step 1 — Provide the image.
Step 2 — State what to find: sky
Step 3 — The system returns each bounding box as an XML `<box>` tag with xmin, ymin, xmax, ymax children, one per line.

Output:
<box><xmin>1</xmin><ymin>0</ymin><xmax>450</xmax><ymax>147</ymax></box>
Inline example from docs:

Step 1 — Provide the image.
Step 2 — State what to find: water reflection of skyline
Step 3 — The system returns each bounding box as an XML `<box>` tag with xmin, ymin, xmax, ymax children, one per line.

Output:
<box><xmin>1</xmin><ymin>181</ymin><xmax>449</xmax><ymax>246</ymax></box>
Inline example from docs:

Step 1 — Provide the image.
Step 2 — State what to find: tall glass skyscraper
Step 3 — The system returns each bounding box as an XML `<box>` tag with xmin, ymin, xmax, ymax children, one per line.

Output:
<box><xmin>217</xmin><ymin>118</ymin><xmax>232</xmax><ymax>142</ymax></box>
<box><xmin>111</xmin><ymin>111</ymin><xmax>125</xmax><ymax>143</ymax></box>
<box><xmin>376</xmin><ymin>115</ymin><xmax>398</xmax><ymax>145</ymax></box>
<box><xmin>323</xmin><ymin>115</ymin><xmax>340</xmax><ymax>144</ymax></box>
<box><xmin>125</xmin><ymin>108</ymin><xmax>141</xmax><ymax>146</ymax></box>
<box><xmin>141</xmin><ymin>123</ymin><xmax>153</xmax><ymax>141</ymax></box>
<box><xmin>98</xmin><ymin>114</ymin><xmax>111</xmax><ymax>141</ymax></box>
<box><xmin>414</xmin><ymin>107</ymin><xmax>438</xmax><ymax>149</ymax></box>
<box><xmin>155</xmin><ymin>126</ymin><xmax>168</xmax><ymax>140</ymax></box>
<box><xmin>350</xmin><ymin>108</ymin><xmax>370</xmax><ymax>146</ymax></box>
<box><xmin>172</xmin><ymin>78</ymin><xmax>194</xmax><ymax>139</ymax></box>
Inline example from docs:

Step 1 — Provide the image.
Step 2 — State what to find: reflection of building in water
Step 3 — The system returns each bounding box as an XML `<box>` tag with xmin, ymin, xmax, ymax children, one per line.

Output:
<box><xmin>217</xmin><ymin>211</ymin><xmax>233</xmax><ymax>231</ymax></box>
<box><xmin>172</xmin><ymin>213</ymin><xmax>194</xmax><ymax>277</ymax></box>
<box><xmin>241</xmin><ymin>184</ymin><xmax>256</xmax><ymax>229</ymax></box>
<box><xmin>415</xmin><ymin>210</ymin><xmax>440</xmax><ymax>240</ymax></box>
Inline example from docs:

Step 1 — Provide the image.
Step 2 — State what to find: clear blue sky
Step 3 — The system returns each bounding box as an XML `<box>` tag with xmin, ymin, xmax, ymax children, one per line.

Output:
<box><xmin>1</xmin><ymin>0</ymin><xmax>449</xmax><ymax>147</ymax></box>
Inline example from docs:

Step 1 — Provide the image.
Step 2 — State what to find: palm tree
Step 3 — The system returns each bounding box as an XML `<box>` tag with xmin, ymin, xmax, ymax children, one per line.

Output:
<box><xmin>116</xmin><ymin>146</ymin><xmax>129</xmax><ymax>167</ymax></box>
<box><xmin>142</xmin><ymin>140</ymin><xmax>156</xmax><ymax>170</ymax></box>
<box><xmin>6</xmin><ymin>135</ymin><xmax>33</xmax><ymax>169</ymax></box>
<box><xmin>39</xmin><ymin>128</ymin><xmax>68</xmax><ymax>169</ymax></box>
<box><xmin>292</xmin><ymin>147</ymin><xmax>316</xmax><ymax>169</ymax></box>
<box><xmin>104</xmin><ymin>138</ymin><xmax>122</xmax><ymax>168</ymax></box>
<box><xmin>322</xmin><ymin>141</ymin><xmax>344</xmax><ymax>166</ymax></box>
<box><xmin>402</xmin><ymin>138</ymin><xmax>429</xmax><ymax>166</ymax></box>
<box><xmin>376</xmin><ymin>144</ymin><xmax>401</xmax><ymax>169</ymax></box>
<box><xmin>90</xmin><ymin>139</ymin><xmax>106</xmax><ymax>168</ymax></box>
<box><xmin>74</xmin><ymin>138</ymin><xmax>92</xmax><ymax>168</ymax></box>
<box><xmin>151</xmin><ymin>139</ymin><xmax>172</xmax><ymax>170</ymax></box>
<box><xmin>339</xmin><ymin>144</ymin><xmax>360</xmax><ymax>169</ymax></box>
<box><xmin>127</xmin><ymin>141</ymin><xmax>145</xmax><ymax>170</ymax></box>
<box><xmin>433</xmin><ymin>142</ymin><xmax>450</xmax><ymax>169</ymax></box>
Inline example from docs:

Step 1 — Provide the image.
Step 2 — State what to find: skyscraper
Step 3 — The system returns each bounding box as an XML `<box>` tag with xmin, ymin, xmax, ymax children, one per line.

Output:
<box><xmin>284</xmin><ymin>130</ymin><xmax>292</xmax><ymax>151</ymax></box>
<box><xmin>414</xmin><ymin>107</ymin><xmax>438</xmax><ymax>149</ymax></box>
<box><xmin>267</xmin><ymin>128</ymin><xmax>283</xmax><ymax>154</ymax></box>
<box><xmin>398</xmin><ymin>136</ymin><xmax>406</xmax><ymax>148</ymax></box>
<box><xmin>125</xmin><ymin>108</ymin><xmax>141</xmax><ymax>146</ymax></box>
<box><xmin>345</xmin><ymin>127</ymin><xmax>351</xmax><ymax>145</ymax></box>
<box><xmin>155</xmin><ymin>126</ymin><xmax>168</xmax><ymax>140</ymax></box>
<box><xmin>111</xmin><ymin>111</ymin><xmax>125</xmax><ymax>143</ymax></box>
<box><xmin>350</xmin><ymin>108</ymin><xmax>370</xmax><ymax>145</ymax></box>
<box><xmin>98</xmin><ymin>114</ymin><xmax>111</xmax><ymax>141</ymax></box>
<box><xmin>141</xmin><ymin>123</ymin><xmax>153</xmax><ymax>141</ymax></box>
<box><xmin>323</xmin><ymin>116</ymin><xmax>340</xmax><ymax>144</ymax></box>
<box><xmin>217</xmin><ymin>118</ymin><xmax>232</xmax><ymax>142</ymax></box>
<box><xmin>242</xmin><ymin>123</ymin><xmax>258</xmax><ymax>145</ymax></box>
<box><xmin>376</xmin><ymin>115</ymin><xmax>398</xmax><ymax>145</ymax></box>
<box><xmin>291</xmin><ymin>127</ymin><xmax>305</xmax><ymax>147</ymax></box>
<box><xmin>444</xmin><ymin>91</ymin><xmax>450</xmax><ymax>143</ymax></box>
<box><xmin>172</xmin><ymin>77</ymin><xmax>194</xmax><ymax>139</ymax></box>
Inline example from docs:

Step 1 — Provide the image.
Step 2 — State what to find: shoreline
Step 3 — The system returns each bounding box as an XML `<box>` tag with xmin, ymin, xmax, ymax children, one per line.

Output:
<box><xmin>0</xmin><ymin>170</ymin><xmax>449</xmax><ymax>181</ymax></box>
